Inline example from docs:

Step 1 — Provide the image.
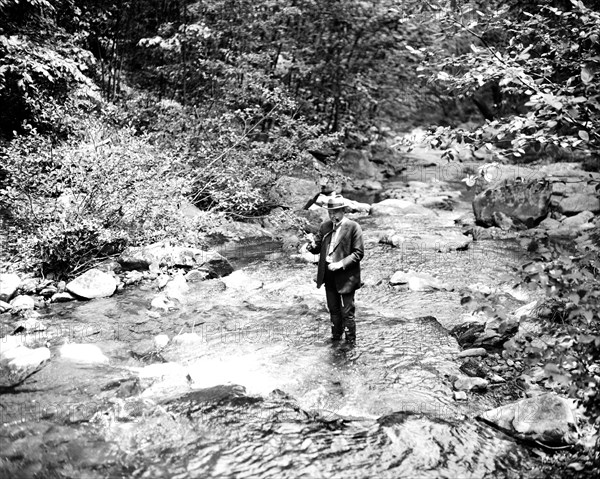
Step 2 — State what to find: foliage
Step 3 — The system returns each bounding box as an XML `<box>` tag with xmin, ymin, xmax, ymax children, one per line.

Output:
<box><xmin>417</xmin><ymin>0</ymin><xmax>600</xmax><ymax>163</ymax></box>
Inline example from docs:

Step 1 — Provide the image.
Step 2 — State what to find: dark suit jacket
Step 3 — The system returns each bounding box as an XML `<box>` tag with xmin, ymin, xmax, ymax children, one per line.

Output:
<box><xmin>307</xmin><ymin>218</ymin><xmax>364</xmax><ymax>294</ymax></box>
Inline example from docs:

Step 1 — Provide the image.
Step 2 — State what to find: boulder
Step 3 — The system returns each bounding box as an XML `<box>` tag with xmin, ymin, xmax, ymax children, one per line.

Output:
<box><xmin>154</xmin><ymin>334</ymin><xmax>170</xmax><ymax>349</ymax></box>
<box><xmin>381</xmin><ymin>230</ymin><xmax>472</xmax><ymax>252</ymax></box>
<box><xmin>479</xmin><ymin>393</ymin><xmax>577</xmax><ymax>445</ymax></box>
<box><xmin>0</xmin><ymin>300</ymin><xmax>12</xmax><ymax>313</ymax></box>
<box><xmin>0</xmin><ymin>273</ymin><xmax>21</xmax><ymax>302</ymax></box>
<box><xmin>459</xmin><ymin>359</ymin><xmax>487</xmax><ymax>378</ymax></box>
<box><xmin>51</xmin><ymin>292</ymin><xmax>76</xmax><ymax>303</ymax></box>
<box><xmin>370</xmin><ymin>199</ymin><xmax>438</xmax><ymax>217</ymax></box>
<box><xmin>473</xmin><ymin>181</ymin><xmax>551</xmax><ymax>227</ymax></box>
<box><xmin>164</xmin><ymin>275</ymin><xmax>189</xmax><ymax>303</ymax></box>
<box><xmin>59</xmin><ymin>343</ymin><xmax>109</xmax><ymax>364</ymax></box>
<box><xmin>10</xmin><ymin>295</ymin><xmax>35</xmax><ymax>311</ymax></box>
<box><xmin>0</xmin><ymin>346</ymin><xmax>51</xmax><ymax>388</ymax></box>
<box><xmin>557</xmin><ymin>194</ymin><xmax>600</xmax><ymax>215</ymax></box>
<box><xmin>66</xmin><ymin>268</ymin><xmax>117</xmax><ymax>299</ymax></box>
<box><xmin>560</xmin><ymin>210</ymin><xmax>595</xmax><ymax>228</ymax></box>
<box><xmin>337</xmin><ymin>149</ymin><xmax>381</xmax><ymax>180</ymax></box>
<box><xmin>222</xmin><ymin>271</ymin><xmax>263</xmax><ymax>291</ymax></box>
<box><xmin>389</xmin><ymin>270</ymin><xmax>448</xmax><ymax>291</ymax></box>
<box><xmin>185</xmin><ymin>269</ymin><xmax>210</xmax><ymax>282</ymax></box>
<box><xmin>457</xmin><ymin>348</ymin><xmax>487</xmax><ymax>358</ymax></box>
<box><xmin>454</xmin><ymin>377</ymin><xmax>489</xmax><ymax>391</ymax></box>
<box><xmin>119</xmin><ymin>242</ymin><xmax>234</xmax><ymax>277</ymax></box>
<box><xmin>538</xmin><ymin>217</ymin><xmax>561</xmax><ymax>230</ymax></box>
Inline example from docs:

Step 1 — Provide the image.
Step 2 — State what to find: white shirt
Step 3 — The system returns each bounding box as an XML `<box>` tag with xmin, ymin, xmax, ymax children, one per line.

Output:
<box><xmin>327</xmin><ymin>217</ymin><xmax>347</xmax><ymax>261</ymax></box>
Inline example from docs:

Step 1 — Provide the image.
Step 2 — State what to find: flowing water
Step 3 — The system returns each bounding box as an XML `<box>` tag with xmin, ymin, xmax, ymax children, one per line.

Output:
<box><xmin>0</xmin><ymin>165</ymin><xmax>541</xmax><ymax>478</ymax></box>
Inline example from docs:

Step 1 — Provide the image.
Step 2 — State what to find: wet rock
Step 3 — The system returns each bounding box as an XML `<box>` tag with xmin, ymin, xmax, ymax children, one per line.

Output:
<box><xmin>10</xmin><ymin>295</ymin><xmax>35</xmax><ymax>312</ymax></box>
<box><xmin>538</xmin><ymin>217</ymin><xmax>561</xmax><ymax>229</ymax></box>
<box><xmin>370</xmin><ymin>199</ymin><xmax>437</xmax><ymax>217</ymax></box>
<box><xmin>454</xmin><ymin>391</ymin><xmax>467</xmax><ymax>401</ymax></box>
<box><xmin>473</xmin><ymin>180</ymin><xmax>551</xmax><ymax>228</ymax></box>
<box><xmin>0</xmin><ymin>346</ymin><xmax>51</xmax><ymax>388</ymax></box>
<box><xmin>66</xmin><ymin>268</ymin><xmax>117</xmax><ymax>299</ymax></box>
<box><xmin>389</xmin><ymin>270</ymin><xmax>448</xmax><ymax>291</ymax></box>
<box><xmin>154</xmin><ymin>334</ymin><xmax>169</xmax><ymax>349</ymax></box>
<box><xmin>51</xmin><ymin>292</ymin><xmax>76</xmax><ymax>303</ymax></box>
<box><xmin>164</xmin><ymin>274</ymin><xmax>189</xmax><ymax>303</ymax></box>
<box><xmin>457</xmin><ymin>348</ymin><xmax>487</xmax><ymax>358</ymax></box>
<box><xmin>492</xmin><ymin>211</ymin><xmax>516</xmax><ymax>230</ymax></box>
<box><xmin>459</xmin><ymin>359</ymin><xmax>487</xmax><ymax>378</ymax></box>
<box><xmin>60</xmin><ymin>343</ymin><xmax>109</xmax><ymax>364</ymax></box>
<box><xmin>151</xmin><ymin>294</ymin><xmax>176</xmax><ymax>311</ymax></box>
<box><xmin>123</xmin><ymin>270</ymin><xmax>144</xmax><ymax>285</ymax></box>
<box><xmin>12</xmin><ymin>316</ymin><xmax>46</xmax><ymax>334</ymax></box>
<box><xmin>557</xmin><ymin>194</ymin><xmax>600</xmax><ymax>215</ymax></box>
<box><xmin>222</xmin><ymin>271</ymin><xmax>263</xmax><ymax>291</ymax></box>
<box><xmin>0</xmin><ymin>273</ymin><xmax>21</xmax><ymax>302</ymax></box>
<box><xmin>381</xmin><ymin>230</ymin><xmax>472</xmax><ymax>252</ymax></box>
<box><xmin>479</xmin><ymin>393</ymin><xmax>577</xmax><ymax>445</ymax></box>
<box><xmin>39</xmin><ymin>285</ymin><xmax>58</xmax><ymax>297</ymax></box>
<box><xmin>454</xmin><ymin>377</ymin><xmax>489</xmax><ymax>391</ymax></box>
<box><xmin>185</xmin><ymin>269</ymin><xmax>209</xmax><ymax>282</ymax></box>
<box><xmin>560</xmin><ymin>210</ymin><xmax>595</xmax><ymax>228</ymax></box>
<box><xmin>0</xmin><ymin>300</ymin><xmax>12</xmax><ymax>313</ymax></box>
<box><xmin>451</xmin><ymin>322</ymin><xmax>485</xmax><ymax>348</ymax></box>
<box><xmin>119</xmin><ymin>242</ymin><xmax>234</xmax><ymax>277</ymax></box>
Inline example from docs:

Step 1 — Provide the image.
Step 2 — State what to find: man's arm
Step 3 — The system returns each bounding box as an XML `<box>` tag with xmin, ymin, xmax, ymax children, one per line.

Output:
<box><xmin>341</xmin><ymin>223</ymin><xmax>364</xmax><ymax>269</ymax></box>
<box><xmin>306</xmin><ymin>223</ymin><xmax>326</xmax><ymax>254</ymax></box>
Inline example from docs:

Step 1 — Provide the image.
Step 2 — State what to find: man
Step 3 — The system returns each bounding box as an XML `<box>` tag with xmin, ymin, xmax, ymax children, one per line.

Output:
<box><xmin>307</xmin><ymin>194</ymin><xmax>364</xmax><ymax>344</ymax></box>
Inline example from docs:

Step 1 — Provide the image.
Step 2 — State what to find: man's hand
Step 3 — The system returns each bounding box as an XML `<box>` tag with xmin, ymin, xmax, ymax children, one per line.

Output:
<box><xmin>327</xmin><ymin>261</ymin><xmax>344</xmax><ymax>272</ymax></box>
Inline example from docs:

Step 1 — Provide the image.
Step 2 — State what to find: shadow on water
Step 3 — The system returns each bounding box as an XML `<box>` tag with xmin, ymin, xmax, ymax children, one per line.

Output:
<box><xmin>0</xmin><ymin>167</ymin><xmax>540</xmax><ymax>478</ymax></box>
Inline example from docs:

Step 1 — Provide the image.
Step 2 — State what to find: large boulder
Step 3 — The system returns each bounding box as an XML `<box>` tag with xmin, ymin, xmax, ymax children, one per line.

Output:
<box><xmin>389</xmin><ymin>270</ymin><xmax>448</xmax><ymax>291</ymax></box>
<box><xmin>479</xmin><ymin>393</ymin><xmax>577</xmax><ymax>445</ymax></box>
<box><xmin>557</xmin><ymin>194</ymin><xmax>600</xmax><ymax>215</ymax></box>
<box><xmin>0</xmin><ymin>345</ymin><xmax>51</xmax><ymax>389</ymax></box>
<box><xmin>0</xmin><ymin>273</ymin><xmax>21</xmax><ymax>302</ymax></box>
<box><xmin>370</xmin><ymin>199</ymin><xmax>438</xmax><ymax>217</ymax></box>
<box><xmin>473</xmin><ymin>180</ymin><xmax>552</xmax><ymax>228</ymax></box>
<box><xmin>66</xmin><ymin>268</ymin><xmax>117</xmax><ymax>299</ymax></box>
<box><xmin>59</xmin><ymin>343</ymin><xmax>109</xmax><ymax>364</ymax></box>
<box><xmin>119</xmin><ymin>242</ymin><xmax>234</xmax><ymax>277</ymax></box>
<box><xmin>381</xmin><ymin>230</ymin><xmax>472</xmax><ymax>252</ymax></box>
<box><xmin>337</xmin><ymin>149</ymin><xmax>382</xmax><ymax>180</ymax></box>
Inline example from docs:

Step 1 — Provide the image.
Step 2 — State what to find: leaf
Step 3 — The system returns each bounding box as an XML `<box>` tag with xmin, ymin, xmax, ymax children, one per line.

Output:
<box><xmin>581</xmin><ymin>67</ymin><xmax>594</xmax><ymax>84</ymax></box>
<box><xmin>578</xmin><ymin>130</ymin><xmax>589</xmax><ymax>141</ymax></box>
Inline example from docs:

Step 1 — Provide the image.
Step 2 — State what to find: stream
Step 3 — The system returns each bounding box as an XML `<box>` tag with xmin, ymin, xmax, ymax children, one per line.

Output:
<box><xmin>0</xmin><ymin>161</ymin><xmax>540</xmax><ymax>478</ymax></box>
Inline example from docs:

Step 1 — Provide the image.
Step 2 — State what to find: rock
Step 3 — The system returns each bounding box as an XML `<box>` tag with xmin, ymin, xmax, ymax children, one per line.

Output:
<box><xmin>560</xmin><ymin>210</ymin><xmax>595</xmax><ymax>228</ymax></box>
<box><xmin>119</xmin><ymin>242</ymin><xmax>234</xmax><ymax>277</ymax></box>
<box><xmin>459</xmin><ymin>359</ymin><xmax>487</xmax><ymax>378</ymax></box>
<box><xmin>479</xmin><ymin>393</ymin><xmax>577</xmax><ymax>445</ymax></box>
<box><xmin>338</xmin><ymin>149</ymin><xmax>381</xmax><ymax>180</ymax></box>
<box><xmin>0</xmin><ymin>273</ymin><xmax>21</xmax><ymax>302</ymax></box>
<box><xmin>457</xmin><ymin>348</ymin><xmax>487</xmax><ymax>358</ymax></box>
<box><xmin>10</xmin><ymin>295</ymin><xmax>35</xmax><ymax>311</ymax></box>
<box><xmin>51</xmin><ymin>292</ymin><xmax>76</xmax><ymax>303</ymax></box>
<box><xmin>164</xmin><ymin>274</ymin><xmax>189</xmax><ymax>303</ymax></box>
<box><xmin>454</xmin><ymin>377</ymin><xmax>489</xmax><ymax>391</ymax></box>
<box><xmin>363</xmin><ymin>179</ymin><xmax>383</xmax><ymax>190</ymax></box>
<box><xmin>12</xmin><ymin>317</ymin><xmax>46</xmax><ymax>334</ymax></box>
<box><xmin>151</xmin><ymin>294</ymin><xmax>176</xmax><ymax>311</ymax></box>
<box><xmin>39</xmin><ymin>285</ymin><xmax>58</xmax><ymax>297</ymax></box>
<box><xmin>0</xmin><ymin>300</ymin><xmax>12</xmax><ymax>313</ymax></box>
<box><xmin>471</xmin><ymin>226</ymin><xmax>517</xmax><ymax>241</ymax></box>
<box><xmin>454</xmin><ymin>391</ymin><xmax>468</xmax><ymax>401</ymax></box>
<box><xmin>66</xmin><ymin>269</ymin><xmax>117</xmax><ymax>299</ymax></box>
<box><xmin>489</xmin><ymin>374</ymin><xmax>506</xmax><ymax>383</ymax></box>
<box><xmin>558</xmin><ymin>194</ymin><xmax>600</xmax><ymax>215</ymax></box>
<box><xmin>57</xmin><ymin>281</ymin><xmax>66</xmax><ymax>293</ymax></box>
<box><xmin>18</xmin><ymin>278</ymin><xmax>39</xmax><ymax>294</ymax></box>
<box><xmin>130</xmin><ymin>339</ymin><xmax>156</xmax><ymax>359</ymax></box>
<box><xmin>185</xmin><ymin>269</ymin><xmax>209</xmax><ymax>282</ymax></box>
<box><xmin>272</xmin><ymin>176</ymin><xmax>319</xmax><ymax>209</ymax></box>
<box><xmin>539</xmin><ymin>217</ymin><xmax>561</xmax><ymax>229</ymax></box>
<box><xmin>473</xmin><ymin>181</ymin><xmax>552</xmax><ymax>228</ymax></box>
<box><xmin>370</xmin><ymin>199</ymin><xmax>437</xmax><ymax>217</ymax></box>
<box><xmin>124</xmin><ymin>271</ymin><xmax>144</xmax><ymax>285</ymax></box>
<box><xmin>390</xmin><ymin>270</ymin><xmax>448</xmax><ymax>291</ymax></box>
<box><xmin>59</xmin><ymin>343</ymin><xmax>109</xmax><ymax>364</ymax></box>
<box><xmin>381</xmin><ymin>230</ymin><xmax>472</xmax><ymax>252</ymax></box>
<box><xmin>95</xmin><ymin>259</ymin><xmax>123</xmax><ymax>274</ymax></box>
<box><xmin>0</xmin><ymin>346</ymin><xmax>51</xmax><ymax>388</ymax></box>
<box><xmin>154</xmin><ymin>334</ymin><xmax>169</xmax><ymax>349</ymax></box>
<box><xmin>222</xmin><ymin>271</ymin><xmax>263</xmax><ymax>291</ymax></box>
<box><xmin>492</xmin><ymin>211</ymin><xmax>516</xmax><ymax>230</ymax></box>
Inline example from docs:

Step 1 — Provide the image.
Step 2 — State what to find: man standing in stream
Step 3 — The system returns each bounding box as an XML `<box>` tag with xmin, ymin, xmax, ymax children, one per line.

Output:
<box><xmin>306</xmin><ymin>194</ymin><xmax>364</xmax><ymax>344</ymax></box>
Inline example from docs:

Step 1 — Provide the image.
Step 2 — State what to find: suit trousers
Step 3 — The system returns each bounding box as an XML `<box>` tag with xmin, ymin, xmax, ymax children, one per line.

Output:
<box><xmin>324</xmin><ymin>270</ymin><xmax>356</xmax><ymax>341</ymax></box>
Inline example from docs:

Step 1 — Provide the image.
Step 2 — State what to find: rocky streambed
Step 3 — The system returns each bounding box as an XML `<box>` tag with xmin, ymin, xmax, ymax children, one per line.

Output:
<box><xmin>0</xmin><ymin>150</ymin><xmax>587</xmax><ymax>478</ymax></box>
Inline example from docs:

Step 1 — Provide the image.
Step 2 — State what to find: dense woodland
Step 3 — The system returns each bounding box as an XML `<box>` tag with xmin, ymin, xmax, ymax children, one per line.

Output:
<box><xmin>1</xmin><ymin>0</ymin><xmax>599</xmax><ymax>474</ymax></box>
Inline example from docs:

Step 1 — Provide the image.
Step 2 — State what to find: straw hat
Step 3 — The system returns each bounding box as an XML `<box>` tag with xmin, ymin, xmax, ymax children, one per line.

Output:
<box><xmin>322</xmin><ymin>194</ymin><xmax>346</xmax><ymax>210</ymax></box>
